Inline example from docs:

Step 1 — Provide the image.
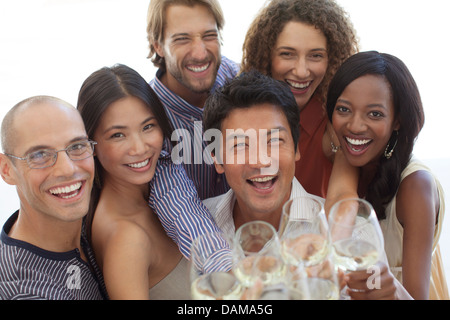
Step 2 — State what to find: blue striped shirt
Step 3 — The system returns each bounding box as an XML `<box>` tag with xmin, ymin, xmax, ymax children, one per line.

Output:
<box><xmin>149</xmin><ymin>152</ymin><xmax>232</xmax><ymax>271</ymax></box>
<box><xmin>0</xmin><ymin>212</ymin><xmax>108</xmax><ymax>300</ymax></box>
<box><xmin>150</xmin><ymin>56</ymin><xmax>239</xmax><ymax>200</ymax></box>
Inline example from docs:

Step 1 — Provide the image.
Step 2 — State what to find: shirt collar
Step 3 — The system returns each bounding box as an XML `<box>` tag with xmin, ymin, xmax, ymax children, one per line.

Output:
<box><xmin>211</xmin><ymin>178</ymin><xmax>324</xmax><ymax>237</ymax></box>
<box><xmin>212</xmin><ymin>189</ymin><xmax>237</xmax><ymax>237</ymax></box>
<box><xmin>154</xmin><ymin>69</ymin><xmax>204</xmax><ymax>119</ymax></box>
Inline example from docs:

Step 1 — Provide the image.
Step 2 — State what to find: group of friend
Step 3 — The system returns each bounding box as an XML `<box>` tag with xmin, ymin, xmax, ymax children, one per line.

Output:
<box><xmin>0</xmin><ymin>0</ymin><xmax>447</xmax><ymax>300</ymax></box>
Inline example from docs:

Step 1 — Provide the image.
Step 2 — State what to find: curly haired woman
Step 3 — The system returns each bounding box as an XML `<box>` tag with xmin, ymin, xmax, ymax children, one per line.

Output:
<box><xmin>241</xmin><ymin>0</ymin><xmax>359</xmax><ymax>198</ymax></box>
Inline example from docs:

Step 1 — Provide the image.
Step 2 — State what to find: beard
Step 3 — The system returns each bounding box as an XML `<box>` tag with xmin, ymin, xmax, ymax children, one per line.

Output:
<box><xmin>166</xmin><ymin>55</ymin><xmax>222</xmax><ymax>94</ymax></box>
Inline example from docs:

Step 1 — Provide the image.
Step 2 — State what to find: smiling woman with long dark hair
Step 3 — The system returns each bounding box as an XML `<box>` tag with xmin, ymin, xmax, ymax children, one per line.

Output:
<box><xmin>77</xmin><ymin>64</ymin><xmax>230</xmax><ymax>299</ymax></box>
<box><xmin>326</xmin><ymin>51</ymin><xmax>448</xmax><ymax>300</ymax></box>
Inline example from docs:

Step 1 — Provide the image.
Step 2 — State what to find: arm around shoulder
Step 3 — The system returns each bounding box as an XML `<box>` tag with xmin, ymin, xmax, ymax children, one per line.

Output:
<box><xmin>149</xmin><ymin>159</ymin><xmax>224</xmax><ymax>259</ymax></box>
<box><xmin>325</xmin><ymin>150</ymin><xmax>359</xmax><ymax>215</ymax></box>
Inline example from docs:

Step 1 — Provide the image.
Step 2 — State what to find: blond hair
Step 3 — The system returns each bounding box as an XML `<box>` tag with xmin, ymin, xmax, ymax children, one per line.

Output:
<box><xmin>146</xmin><ymin>0</ymin><xmax>225</xmax><ymax>70</ymax></box>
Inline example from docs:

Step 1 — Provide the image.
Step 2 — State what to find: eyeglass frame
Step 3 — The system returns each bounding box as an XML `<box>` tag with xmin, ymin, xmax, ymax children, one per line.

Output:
<box><xmin>4</xmin><ymin>140</ymin><xmax>97</xmax><ymax>169</ymax></box>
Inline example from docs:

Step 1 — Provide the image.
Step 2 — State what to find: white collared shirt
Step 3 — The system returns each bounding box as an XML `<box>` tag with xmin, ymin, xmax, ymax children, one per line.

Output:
<box><xmin>202</xmin><ymin>177</ymin><xmax>325</xmax><ymax>238</ymax></box>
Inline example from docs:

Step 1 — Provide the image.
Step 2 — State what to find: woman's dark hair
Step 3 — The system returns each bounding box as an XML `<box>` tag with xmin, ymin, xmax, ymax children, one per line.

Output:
<box><xmin>77</xmin><ymin>64</ymin><xmax>173</xmax><ymax>240</ymax></box>
<box><xmin>326</xmin><ymin>51</ymin><xmax>424</xmax><ymax>219</ymax></box>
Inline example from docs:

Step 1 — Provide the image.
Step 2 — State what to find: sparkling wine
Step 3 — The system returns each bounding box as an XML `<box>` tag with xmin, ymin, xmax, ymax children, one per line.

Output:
<box><xmin>333</xmin><ymin>238</ymin><xmax>379</xmax><ymax>271</ymax></box>
<box><xmin>287</xmin><ymin>277</ymin><xmax>339</xmax><ymax>300</ymax></box>
<box><xmin>191</xmin><ymin>272</ymin><xmax>243</xmax><ymax>300</ymax></box>
<box><xmin>234</xmin><ymin>255</ymin><xmax>286</xmax><ymax>287</ymax></box>
<box><xmin>280</xmin><ymin>233</ymin><xmax>329</xmax><ymax>267</ymax></box>
<box><xmin>304</xmin><ymin>277</ymin><xmax>340</xmax><ymax>300</ymax></box>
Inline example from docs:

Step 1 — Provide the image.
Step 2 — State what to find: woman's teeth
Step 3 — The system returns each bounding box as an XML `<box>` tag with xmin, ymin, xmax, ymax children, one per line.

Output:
<box><xmin>345</xmin><ymin>137</ymin><xmax>372</xmax><ymax>152</ymax></box>
<box><xmin>346</xmin><ymin>137</ymin><xmax>372</xmax><ymax>145</ymax></box>
<box><xmin>127</xmin><ymin>159</ymin><xmax>149</xmax><ymax>169</ymax></box>
<box><xmin>49</xmin><ymin>182</ymin><xmax>82</xmax><ymax>199</ymax></box>
<box><xmin>286</xmin><ymin>80</ymin><xmax>312</xmax><ymax>89</ymax></box>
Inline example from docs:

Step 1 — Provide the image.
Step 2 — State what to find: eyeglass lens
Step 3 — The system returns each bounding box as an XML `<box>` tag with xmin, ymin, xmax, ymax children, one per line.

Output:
<box><xmin>27</xmin><ymin>141</ymin><xmax>95</xmax><ymax>168</ymax></box>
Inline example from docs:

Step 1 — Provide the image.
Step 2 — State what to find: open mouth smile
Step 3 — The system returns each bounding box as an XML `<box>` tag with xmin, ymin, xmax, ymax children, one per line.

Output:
<box><xmin>247</xmin><ymin>175</ymin><xmax>278</xmax><ymax>190</ymax></box>
<box><xmin>127</xmin><ymin>159</ymin><xmax>150</xmax><ymax>169</ymax></box>
<box><xmin>186</xmin><ymin>63</ymin><xmax>210</xmax><ymax>73</ymax></box>
<box><xmin>345</xmin><ymin>137</ymin><xmax>373</xmax><ymax>153</ymax></box>
<box><xmin>49</xmin><ymin>182</ymin><xmax>83</xmax><ymax>199</ymax></box>
<box><xmin>285</xmin><ymin>80</ymin><xmax>313</xmax><ymax>91</ymax></box>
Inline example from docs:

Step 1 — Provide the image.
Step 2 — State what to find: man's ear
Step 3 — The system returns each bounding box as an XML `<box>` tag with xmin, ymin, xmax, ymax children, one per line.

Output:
<box><xmin>153</xmin><ymin>41</ymin><xmax>165</xmax><ymax>58</ymax></box>
<box><xmin>212</xmin><ymin>152</ymin><xmax>225</xmax><ymax>174</ymax></box>
<box><xmin>0</xmin><ymin>154</ymin><xmax>17</xmax><ymax>186</ymax></box>
<box><xmin>295</xmin><ymin>147</ymin><xmax>301</xmax><ymax>162</ymax></box>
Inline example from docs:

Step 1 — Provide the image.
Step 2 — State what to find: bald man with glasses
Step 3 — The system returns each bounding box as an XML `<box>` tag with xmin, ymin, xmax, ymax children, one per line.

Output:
<box><xmin>0</xmin><ymin>96</ymin><xmax>108</xmax><ymax>300</ymax></box>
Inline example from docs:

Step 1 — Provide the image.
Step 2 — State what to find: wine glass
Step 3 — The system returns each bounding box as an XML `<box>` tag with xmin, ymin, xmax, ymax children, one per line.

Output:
<box><xmin>189</xmin><ymin>231</ymin><xmax>243</xmax><ymax>300</ymax></box>
<box><xmin>287</xmin><ymin>253</ymin><xmax>341</xmax><ymax>300</ymax></box>
<box><xmin>279</xmin><ymin>196</ymin><xmax>339</xmax><ymax>300</ymax></box>
<box><xmin>279</xmin><ymin>196</ymin><xmax>330</xmax><ymax>268</ymax></box>
<box><xmin>328</xmin><ymin>198</ymin><xmax>385</xmax><ymax>298</ymax></box>
<box><xmin>232</xmin><ymin>221</ymin><xmax>286</xmax><ymax>295</ymax></box>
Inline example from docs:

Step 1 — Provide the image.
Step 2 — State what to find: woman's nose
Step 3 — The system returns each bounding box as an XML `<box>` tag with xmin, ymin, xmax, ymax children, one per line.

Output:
<box><xmin>129</xmin><ymin>136</ymin><xmax>148</xmax><ymax>156</ymax></box>
<box><xmin>292</xmin><ymin>57</ymin><xmax>310</xmax><ymax>79</ymax></box>
<box><xmin>347</xmin><ymin>114</ymin><xmax>368</xmax><ymax>133</ymax></box>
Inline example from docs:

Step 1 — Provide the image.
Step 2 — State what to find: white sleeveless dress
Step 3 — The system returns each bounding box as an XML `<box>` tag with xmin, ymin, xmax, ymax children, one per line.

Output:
<box><xmin>379</xmin><ymin>158</ymin><xmax>448</xmax><ymax>299</ymax></box>
<box><xmin>148</xmin><ymin>257</ymin><xmax>191</xmax><ymax>300</ymax></box>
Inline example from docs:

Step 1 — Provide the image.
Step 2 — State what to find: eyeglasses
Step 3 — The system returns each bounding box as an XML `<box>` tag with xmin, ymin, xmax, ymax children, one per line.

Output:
<box><xmin>5</xmin><ymin>140</ymin><xmax>97</xmax><ymax>169</ymax></box>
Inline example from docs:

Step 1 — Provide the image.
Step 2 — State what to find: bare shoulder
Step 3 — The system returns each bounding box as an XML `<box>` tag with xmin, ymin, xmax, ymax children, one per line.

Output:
<box><xmin>91</xmin><ymin>207</ymin><xmax>153</xmax><ymax>267</ymax></box>
<box><xmin>395</xmin><ymin>170</ymin><xmax>438</xmax><ymax>227</ymax></box>
<box><xmin>111</xmin><ymin>219</ymin><xmax>151</xmax><ymax>245</ymax></box>
<box><xmin>95</xmin><ymin>215</ymin><xmax>154</xmax><ymax>299</ymax></box>
<box><xmin>106</xmin><ymin>218</ymin><xmax>152</xmax><ymax>255</ymax></box>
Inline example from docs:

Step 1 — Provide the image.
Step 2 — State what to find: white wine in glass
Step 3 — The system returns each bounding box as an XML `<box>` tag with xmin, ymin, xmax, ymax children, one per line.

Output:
<box><xmin>234</xmin><ymin>255</ymin><xmax>286</xmax><ymax>287</ymax></box>
<box><xmin>233</xmin><ymin>221</ymin><xmax>286</xmax><ymax>288</ymax></box>
<box><xmin>332</xmin><ymin>238</ymin><xmax>380</xmax><ymax>272</ymax></box>
<box><xmin>328</xmin><ymin>198</ymin><xmax>385</xmax><ymax>299</ymax></box>
<box><xmin>329</xmin><ymin>198</ymin><xmax>384</xmax><ymax>272</ymax></box>
<box><xmin>191</xmin><ymin>272</ymin><xmax>243</xmax><ymax>300</ymax></box>
<box><xmin>189</xmin><ymin>231</ymin><xmax>242</xmax><ymax>300</ymax></box>
<box><xmin>279</xmin><ymin>196</ymin><xmax>330</xmax><ymax>268</ymax></box>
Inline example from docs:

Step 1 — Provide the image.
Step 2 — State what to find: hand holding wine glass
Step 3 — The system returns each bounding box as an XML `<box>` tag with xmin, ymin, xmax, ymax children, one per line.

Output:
<box><xmin>279</xmin><ymin>196</ymin><xmax>330</xmax><ymax>267</ymax></box>
<box><xmin>328</xmin><ymin>198</ymin><xmax>385</xmax><ymax>298</ymax></box>
<box><xmin>280</xmin><ymin>196</ymin><xmax>340</xmax><ymax>299</ymax></box>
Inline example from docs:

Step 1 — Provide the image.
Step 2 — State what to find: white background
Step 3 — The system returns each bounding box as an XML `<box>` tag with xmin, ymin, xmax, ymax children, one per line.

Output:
<box><xmin>0</xmin><ymin>0</ymin><xmax>449</xmax><ymax>290</ymax></box>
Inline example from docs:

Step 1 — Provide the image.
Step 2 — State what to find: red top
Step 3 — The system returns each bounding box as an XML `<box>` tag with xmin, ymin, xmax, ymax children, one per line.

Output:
<box><xmin>295</xmin><ymin>95</ymin><xmax>332</xmax><ymax>198</ymax></box>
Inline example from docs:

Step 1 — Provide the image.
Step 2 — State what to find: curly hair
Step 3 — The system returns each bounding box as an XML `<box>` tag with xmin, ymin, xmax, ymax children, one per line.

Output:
<box><xmin>241</xmin><ymin>0</ymin><xmax>359</xmax><ymax>103</ymax></box>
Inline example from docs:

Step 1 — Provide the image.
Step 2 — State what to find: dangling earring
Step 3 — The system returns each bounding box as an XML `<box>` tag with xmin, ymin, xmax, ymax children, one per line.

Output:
<box><xmin>384</xmin><ymin>131</ymin><xmax>399</xmax><ymax>160</ymax></box>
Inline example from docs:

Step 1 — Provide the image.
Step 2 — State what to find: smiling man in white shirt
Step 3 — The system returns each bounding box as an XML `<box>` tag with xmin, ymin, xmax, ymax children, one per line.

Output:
<box><xmin>202</xmin><ymin>71</ymin><xmax>319</xmax><ymax>235</ymax></box>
